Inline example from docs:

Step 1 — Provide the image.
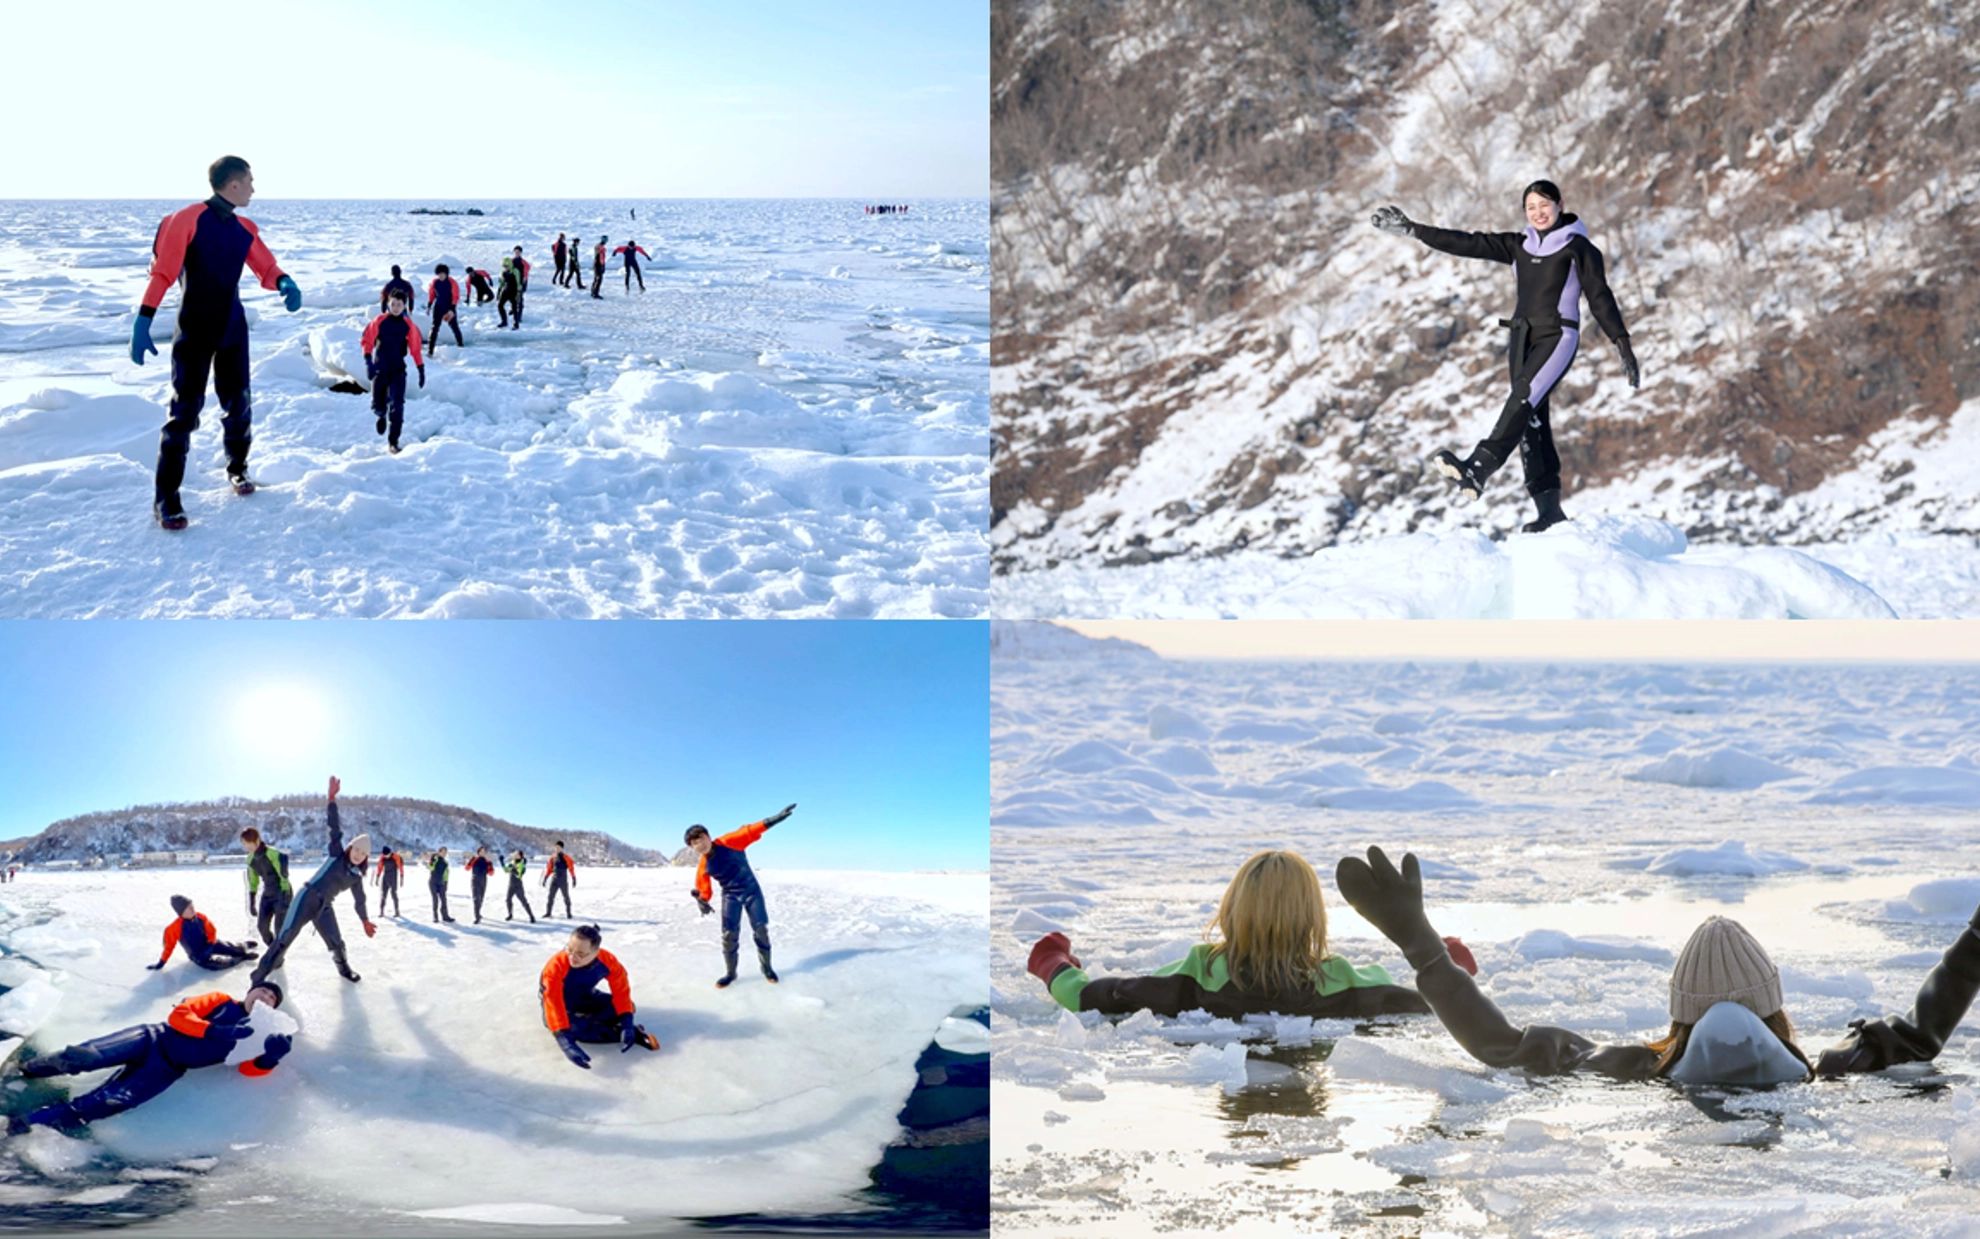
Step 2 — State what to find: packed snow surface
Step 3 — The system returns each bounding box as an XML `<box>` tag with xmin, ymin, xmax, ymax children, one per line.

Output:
<box><xmin>992</xmin><ymin>645</ymin><xmax>1980</xmax><ymax>1235</ymax></box>
<box><xmin>0</xmin><ymin>867</ymin><xmax>985</xmax><ymax>1229</ymax></box>
<box><xmin>0</xmin><ymin>199</ymin><xmax>988</xmax><ymax>618</ymax></box>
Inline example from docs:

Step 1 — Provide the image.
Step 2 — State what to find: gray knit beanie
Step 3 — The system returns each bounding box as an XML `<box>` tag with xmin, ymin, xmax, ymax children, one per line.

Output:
<box><xmin>1669</xmin><ymin>916</ymin><xmax>1783</xmax><ymax>1024</ymax></box>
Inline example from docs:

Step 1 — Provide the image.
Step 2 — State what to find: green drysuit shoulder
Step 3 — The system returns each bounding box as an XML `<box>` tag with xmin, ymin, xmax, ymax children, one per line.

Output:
<box><xmin>1153</xmin><ymin>944</ymin><xmax>1396</xmax><ymax>995</ymax></box>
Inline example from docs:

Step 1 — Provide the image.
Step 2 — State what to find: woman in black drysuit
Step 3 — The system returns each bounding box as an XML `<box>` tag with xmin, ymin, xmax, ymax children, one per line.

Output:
<box><xmin>1372</xmin><ymin>180</ymin><xmax>1640</xmax><ymax>533</ymax></box>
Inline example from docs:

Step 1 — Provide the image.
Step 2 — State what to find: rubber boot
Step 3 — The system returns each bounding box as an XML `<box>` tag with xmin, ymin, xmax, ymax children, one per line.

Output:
<box><xmin>1521</xmin><ymin>489</ymin><xmax>1569</xmax><ymax>534</ymax></box>
<box><xmin>758</xmin><ymin>947</ymin><xmax>778</xmax><ymax>985</ymax></box>
<box><xmin>1432</xmin><ymin>449</ymin><xmax>1491</xmax><ymax>501</ymax></box>
<box><xmin>335</xmin><ymin>955</ymin><xmax>361</xmax><ymax>983</ymax></box>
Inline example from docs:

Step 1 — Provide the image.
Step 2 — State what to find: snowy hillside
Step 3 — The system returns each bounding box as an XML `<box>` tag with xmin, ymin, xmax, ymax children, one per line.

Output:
<box><xmin>991</xmin><ymin>0</ymin><xmax>1980</xmax><ymax>616</ymax></box>
<box><xmin>0</xmin><ymin>867</ymin><xmax>985</xmax><ymax>1229</ymax></box>
<box><xmin>11</xmin><ymin>796</ymin><xmax>666</xmax><ymax>867</ymax></box>
<box><xmin>0</xmin><ymin>197</ymin><xmax>988</xmax><ymax>619</ymax></box>
<box><xmin>989</xmin><ymin>619</ymin><xmax>1161</xmax><ymax>660</ymax></box>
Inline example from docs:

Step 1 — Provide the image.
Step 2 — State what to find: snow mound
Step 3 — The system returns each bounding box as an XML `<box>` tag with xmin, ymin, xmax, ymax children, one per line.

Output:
<box><xmin>0</xmin><ymin>395</ymin><xmax>158</xmax><ymax>472</ymax></box>
<box><xmin>992</xmin><ymin>514</ymin><xmax>1900</xmax><ymax>619</ymax></box>
<box><xmin>1806</xmin><ymin>765</ymin><xmax>1980</xmax><ymax>807</ymax></box>
<box><xmin>1893</xmin><ymin>878</ymin><xmax>1980</xmax><ymax>922</ymax></box>
<box><xmin>1512</xmin><ymin>930</ymin><xmax>1675</xmax><ymax>965</ymax></box>
<box><xmin>1644</xmin><ymin>840</ymin><xmax>1811</xmax><ymax>878</ymax></box>
<box><xmin>1625</xmin><ymin>746</ymin><xmax>1801</xmax><ymax>789</ymax></box>
<box><xmin>1147</xmin><ymin>704</ymin><xmax>1210</xmax><ymax>740</ymax></box>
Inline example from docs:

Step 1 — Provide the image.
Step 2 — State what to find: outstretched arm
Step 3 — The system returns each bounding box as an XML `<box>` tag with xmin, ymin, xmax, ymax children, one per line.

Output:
<box><xmin>1819</xmin><ymin>908</ymin><xmax>1980</xmax><ymax>1074</ymax></box>
<box><xmin>1371</xmin><ymin>205</ymin><xmax>1519</xmax><ymax>263</ymax></box>
<box><xmin>1571</xmin><ymin>240</ymin><xmax>1639</xmax><ymax>386</ymax></box>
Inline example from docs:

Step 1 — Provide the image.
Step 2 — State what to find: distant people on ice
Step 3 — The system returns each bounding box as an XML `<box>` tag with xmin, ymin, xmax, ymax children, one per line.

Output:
<box><xmin>465</xmin><ymin>264</ymin><xmax>495</xmax><ymax>304</ymax></box>
<box><xmin>865</xmin><ymin>204</ymin><xmax>910</xmax><ymax>214</ymax></box>
<box><xmin>1370</xmin><ymin>179</ymin><xmax>1639</xmax><ymax>534</ymax></box>
<box><xmin>250</xmin><ymin>776</ymin><xmax>378</xmax><ymax>987</ymax></box>
<box><xmin>427</xmin><ymin>846</ymin><xmax>457</xmax><ymax>922</ymax></box>
<box><xmin>8</xmin><ymin>982</ymin><xmax>292</xmax><ymax>1135</ymax></box>
<box><xmin>590</xmin><ymin>238</ymin><xmax>609</xmax><ymax>300</ymax></box>
<box><xmin>149</xmin><ymin>895</ymin><xmax>260</xmax><ymax>973</ymax></box>
<box><xmin>538</xmin><ymin>924</ymin><xmax>660</xmax><ymax>1070</ymax></box>
<box><xmin>465</xmin><ymin>846</ymin><xmax>497</xmax><ymax>923</ymax></box>
<box><xmin>504</xmin><ymin>849</ymin><xmax>537</xmax><ymax>922</ymax></box>
<box><xmin>543</xmin><ymin>842</ymin><xmax>577</xmax><ymax>917</ymax></box>
<box><xmin>361</xmin><ymin>292</ymin><xmax>425</xmax><ymax>455</ymax></box>
<box><xmin>686</xmin><ymin>803</ymin><xmax>797</xmax><ymax>988</ymax></box>
<box><xmin>567</xmin><ymin>237</ymin><xmax>589</xmax><ymax>291</ymax></box>
<box><xmin>551</xmin><ymin>232</ymin><xmax>570</xmax><ymax>286</ymax></box>
<box><xmin>614</xmin><ymin>239</ymin><xmax>650</xmax><ymax>292</ymax></box>
<box><xmin>373</xmin><ymin>845</ymin><xmax>405</xmax><ymax>917</ymax></box>
<box><xmin>130</xmin><ymin>154</ymin><xmax>303</xmax><ymax>530</ymax></box>
<box><xmin>240</xmin><ymin>825</ymin><xmax>292</xmax><ymax>946</ymax></box>
<box><xmin>426</xmin><ymin>264</ymin><xmax>466</xmax><ymax>353</ymax></box>
<box><xmin>380</xmin><ymin>264</ymin><xmax>416</xmax><ymax>312</ymax></box>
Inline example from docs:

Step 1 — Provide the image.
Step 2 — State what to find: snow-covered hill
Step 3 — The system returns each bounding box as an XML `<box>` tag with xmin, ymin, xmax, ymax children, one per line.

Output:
<box><xmin>11</xmin><ymin>796</ymin><xmax>667</xmax><ymax>866</ymax></box>
<box><xmin>992</xmin><ymin>0</ymin><xmax>1980</xmax><ymax>616</ymax></box>
<box><xmin>990</xmin><ymin>619</ymin><xmax>1161</xmax><ymax>660</ymax></box>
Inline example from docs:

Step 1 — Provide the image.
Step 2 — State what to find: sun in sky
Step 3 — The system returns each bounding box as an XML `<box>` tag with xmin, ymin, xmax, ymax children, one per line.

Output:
<box><xmin>229</xmin><ymin>680</ymin><xmax>333</xmax><ymax>775</ymax></box>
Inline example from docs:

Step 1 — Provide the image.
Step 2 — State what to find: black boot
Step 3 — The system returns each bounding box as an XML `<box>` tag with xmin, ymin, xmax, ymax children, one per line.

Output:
<box><xmin>759</xmin><ymin>947</ymin><xmax>778</xmax><ymax>984</ymax></box>
<box><xmin>336</xmin><ymin>958</ymin><xmax>361</xmax><ymax>983</ymax></box>
<box><xmin>1432</xmin><ymin>450</ymin><xmax>1489</xmax><ymax>501</ymax></box>
<box><xmin>227</xmin><ymin>469</ymin><xmax>256</xmax><ymax>497</ymax></box>
<box><xmin>1521</xmin><ymin>489</ymin><xmax>1569</xmax><ymax>534</ymax></box>
<box><xmin>154</xmin><ymin>495</ymin><xmax>188</xmax><ymax>531</ymax></box>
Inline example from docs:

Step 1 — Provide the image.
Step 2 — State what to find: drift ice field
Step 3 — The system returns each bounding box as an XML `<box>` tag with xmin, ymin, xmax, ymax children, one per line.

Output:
<box><xmin>0</xmin><ymin>198</ymin><xmax>988</xmax><ymax>618</ymax></box>
<box><xmin>0</xmin><ymin>866</ymin><xmax>985</xmax><ymax>1231</ymax></box>
<box><xmin>992</xmin><ymin>633</ymin><xmax>1980</xmax><ymax>1235</ymax></box>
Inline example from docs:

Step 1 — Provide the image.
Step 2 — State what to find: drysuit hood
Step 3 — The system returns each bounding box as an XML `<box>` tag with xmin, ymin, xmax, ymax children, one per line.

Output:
<box><xmin>1523</xmin><ymin>215</ymin><xmax>1586</xmax><ymax>254</ymax></box>
<box><xmin>1667</xmin><ymin>1001</ymin><xmax>1808</xmax><ymax>1086</ymax></box>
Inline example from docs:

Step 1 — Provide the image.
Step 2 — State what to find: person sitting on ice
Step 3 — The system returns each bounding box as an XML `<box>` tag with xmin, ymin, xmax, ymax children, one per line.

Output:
<box><xmin>6</xmin><ymin>979</ymin><xmax>292</xmax><ymax>1135</ymax></box>
<box><xmin>686</xmin><ymin>803</ymin><xmax>797</xmax><ymax>988</ymax></box>
<box><xmin>361</xmin><ymin>291</ymin><xmax>425</xmax><ymax>455</ymax></box>
<box><xmin>249</xmin><ymin>775</ymin><xmax>377</xmax><ymax>988</ymax></box>
<box><xmin>1336</xmin><ymin>845</ymin><xmax>1980</xmax><ymax>1084</ymax></box>
<box><xmin>1026</xmin><ymin>849</ymin><xmax>1438</xmax><ymax>1019</ymax></box>
<box><xmin>538</xmin><ymin>924</ymin><xmax>660</xmax><ymax>1070</ymax></box>
<box><xmin>148</xmin><ymin>895</ymin><xmax>259</xmax><ymax>973</ymax></box>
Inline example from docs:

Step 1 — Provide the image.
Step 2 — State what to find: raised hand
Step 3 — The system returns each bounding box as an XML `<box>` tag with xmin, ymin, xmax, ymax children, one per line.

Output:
<box><xmin>1334</xmin><ymin>846</ymin><xmax>1442</xmax><ymax>966</ymax></box>
<box><xmin>328</xmin><ymin>775</ymin><xmax>341</xmax><ymax>802</ymax></box>
<box><xmin>1370</xmin><ymin>205</ymin><xmax>1416</xmax><ymax>237</ymax></box>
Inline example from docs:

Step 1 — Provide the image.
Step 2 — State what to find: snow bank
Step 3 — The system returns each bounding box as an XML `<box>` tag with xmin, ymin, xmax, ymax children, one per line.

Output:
<box><xmin>1644</xmin><ymin>840</ymin><xmax>1811</xmax><ymax>878</ymax></box>
<box><xmin>1626</xmin><ymin>746</ymin><xmax>1801</xmax><ymax>789</ymax></box>
<box><xmin>1512</xmin><ymin>930</ymin><xmax>1674</xmax><ymax>965</ymax></box>
<box><xmin>1806</xmin><ymin>765</ymin><xmax>1980</xmax><ymax>807</ymax></box>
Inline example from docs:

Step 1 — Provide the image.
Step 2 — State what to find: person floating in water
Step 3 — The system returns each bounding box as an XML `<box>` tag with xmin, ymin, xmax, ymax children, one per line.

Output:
<box><xmin>148</xmin><ymin>896</ymin><xmax>259</xmax><ymax>973</ymax></box>
<box><xmin>686</xmin><ymin>804</ymin><xmax>796</xmax><ymax>988</ymax></box>
<box><xmin>1371</xmin><ymin>180</ymin><xmax>1639</xmax><ymax>533</ymax></box>
<box><xmin>130</xmin><ymin>154</ymin><xmax>302</xmax><ymax>530</ymax></box>
<box><xmin>538</xmin><ymin>924</ymin><xmax>660</xmax><ymax>1070</ymax></box>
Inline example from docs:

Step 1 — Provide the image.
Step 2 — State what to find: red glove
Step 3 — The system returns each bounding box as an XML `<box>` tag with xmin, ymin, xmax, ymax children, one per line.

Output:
<box><xmin>1443</xmin><ymin>936</ymin><xmax>1477</xmax><ymax>976</ymax></box>
<box><xmin>1026</xmin><ymin>932</ymin><xmax>1081</xmax><ymax>983</ymax></box>
<box><xmin>363</xmin><ymin>921</ymin><xmax>378</xmax><ymax>939</ymax></box>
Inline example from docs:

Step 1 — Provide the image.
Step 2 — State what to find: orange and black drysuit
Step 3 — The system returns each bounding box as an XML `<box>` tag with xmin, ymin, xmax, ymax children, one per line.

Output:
<box><xmin>695</xmin><ymin>818</ymin><xmax>780</xmax><ymax>981</ymax></box>
<box><xmin>538</xmin><ymin>948</ymin><xmax>654</xmax><ymax>1067</ymax></box>
<box><xmin>380</xmin><ymin>270</ymin><xmax>416</xmax><ymax>312</ymax></box>
<box><xmin>425</xmin><ymin>274</ymin><xmax>466</xmax><ymax>352</ymax></box>
<box><xmin>361</xmin><ymin>312</ymin><xmax>425</xmax><ymax>450</ymax></box>
<box><xmin>543</xmin><ymin>851</ymin><xmax>576</xmax><ymax>917</ymax></box>
<box><xmin>590</xmin><ymin>242</ymin><xmax>607</xmax><ymax>299</ymax></box>
<box><xmin>13</xmin><ymin>992</ymin><xmax>291</xmax><ymax>1131</ymax></box>
<box><xmin>139</xmin><ymin>195</ymin><xmax>289</xmax><ymax>507</ymax></box>
<box><xmin>465</xmin><ymin>854</ymin><xmax>496</xmax><ymax>922</ymax></box>
<box><xmin>372</xmin><ymin>849</ymin><xmax>405</xmax><ymax>916</ymax></box>
<box><xmin>157</xmin><ymin>913</ymin><xmax>255</xmax><ymax>972</ymax></box>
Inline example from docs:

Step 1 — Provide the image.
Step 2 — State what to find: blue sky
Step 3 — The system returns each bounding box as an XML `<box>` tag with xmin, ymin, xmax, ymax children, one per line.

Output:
<box><xmin>0</xmin><ymin>622</ymin><xmax>986</xmax><ymax>870</ymax></box>
<box><xmin>4</xmin><ymin>1</ymin><xmax>986</xmax><ymax>199</ymax></box>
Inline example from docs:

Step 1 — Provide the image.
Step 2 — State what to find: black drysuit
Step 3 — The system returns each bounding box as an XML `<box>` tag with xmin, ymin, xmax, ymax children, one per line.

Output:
<box><xmin>466</xmin><ymin>855</ymin><xmax>494</xmax><ymax>922</ymax></box>
<box><xmin>244</xmin><ymin>842</ymin><xmax>292</xmax><ymax>946</ymax></box>
<box><xmin>504</xmin><ymin>856</ymin><xmax>536</xmax><ymax>921</ymax></box>
<box><xmin>249</xmin><ymin>801</ymin><xmax>370</xmax><ymax>987</ymax></box>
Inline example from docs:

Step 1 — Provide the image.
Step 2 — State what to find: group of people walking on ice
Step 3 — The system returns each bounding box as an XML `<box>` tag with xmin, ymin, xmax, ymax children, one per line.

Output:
<box><xmin>129</xmin><ymin>155</ymin><xmax>662</xmax><ymax>523</ymax></box>
<box><xmin>1026</xmin><ymin>846</ymin><xmax>1980</xmax><ymax>1087</ymax></box>
<box><xmin>5</xmin><ymin>776</ymin><xmax>802</xmax><ymax>1134</ymax></box>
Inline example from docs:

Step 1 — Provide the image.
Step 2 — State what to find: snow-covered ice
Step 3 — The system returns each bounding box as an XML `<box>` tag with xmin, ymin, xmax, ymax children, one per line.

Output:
<box><xmin>991</xmin><ymin>629</ymin><xmax>1980</xmax><ymax>1235</ymax></box>
<box><xmin>0</xmin><ymin>866</ymin><xmax>984</xmax><ymax>1230</ymax></box>
<box><xmin>0</xmin><ymin>199</ymin><xmax>988</xmax><ymax>618</ymax></box>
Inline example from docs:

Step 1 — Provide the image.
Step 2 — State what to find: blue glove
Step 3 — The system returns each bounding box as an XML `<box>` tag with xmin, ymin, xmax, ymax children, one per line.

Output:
<box><xmin>619</xmin><ymin>1013</ymin><xmax>638</xmax><ymax>1052</ymax></box>
<box><xmin>364</xmin><ymin>355</ymin><xmax>376</xmax><ymax>380</ymax></box>
<box><xmin>146</xmin><ymin>960</ymin><xmax>165</xmax><ymax>971</ymax></box>
<box><xmin>276</xmin><ymin>275</ymin><xmax>301</xmax><ymax>312</ymax></box>
<box><xmin>554</xmin><ymin>1030</ymin><xmax>591</xmax><ymax>1070</ymax></box>
<box><xmin>129</xmin><ymin>316</ymin><xmax>158</xmax><ymax>366</ymax></box>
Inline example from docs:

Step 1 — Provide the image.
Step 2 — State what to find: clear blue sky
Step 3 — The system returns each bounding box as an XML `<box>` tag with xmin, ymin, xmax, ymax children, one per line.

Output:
<box><xmin>0</xmin><ymin>622</ymin><xmax>986</xmax><ymax>870</ymax></box>
<box><xmin>3</xmin><ymin>0</ymin><xmax>986</xmax><ymax>199</ymax></box>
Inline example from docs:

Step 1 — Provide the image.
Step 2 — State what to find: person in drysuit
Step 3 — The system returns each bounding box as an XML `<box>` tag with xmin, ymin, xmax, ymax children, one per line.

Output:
<box><xmin>427</xmin><ymin>847</ymin><xmax>456</xmax><ymax>923</ymax></box>
<box><xmin>497</xmin><ymin>258</ymin><xmax>524</xmax><ymax>329</ymax></box>
<box><xmin>568</xmin><ymin>238</ymin><xmax>587</xmax><ymax>291</ymax></box>
<box><xmin>372</xmin><ymin>845</ymin><xmax>404</xmax><ymax>917</ymax></box>
<box><xmin>687</xmin><ymin>804</ymin><xmax>797</xmax><ymax>988</ymax></box>
<box><xmin>503</xmin><ymin>849</ymin><xmax>536</xmax><ymax>922</ymax></box>
<box><xmin>7</xmin><ymin>980</ymin><xmax>292</xmax><ymax>1135</ymax></box>
<box><xmin>425</xmin><ymin>264</ymin><xmax>466</xmax><ymax>353</ymax></box>
<box><xmin>148</xmin><ymin>896</ymin><xmax>258</xmax><ymax>973</ymax></box>
<box><xmin>542</xmin><ymin>843</ymin><xmax>576</xmax><ymax>918</ymax></box>
<box><xmin>360</xmin><ymin>291</ymin><xmax>425</xmax><ymax>454</ymax></box>
<box><xmin>380</xmin><ymin>264</ymin><xmax>416</xmax><ymax>312</ymax></box>
<box><xmin>249</xmin><ymin>776</ymin><xmax>377</xmax><ymax>987</ymax></box>
<box><xmin>464</xmin><ymin>846</ymin><xmax>496</xmax><ymax>923</ymax></box>
<box><xmin>538</xmin><ymin>924</ymin><xmax>660</xmax><ymax>1070</ymax></box>
<box><xmin>1371</xmin><ymin>179</ymin><xmax>1640</xmax><ymax>533</ymax></box>
<box><xmin>130</xmin><ymin>155</ymin><xmax>303</xmax><ymax>530</ymax></box>
<box><xmin>1027</xmin><ymin>850</ymin><xmax>1439</xmax><ymax>1019</ymax></box>
<box><xmin>551</xmin><ymin>233</ymin><xmax>569</xmax><ymax>287</ymax></box>
<box><xmin>1335</xmin><ymin>845</ymin><xmax>1980</xmax><ymax>1085</ymax></box>
<box><xmin>613</xmin><ymin>239</ymin><xmax>650</xmax><ymax>292</ymax></box>
<box><xmin>240</xmin><ymin>826</ymin><xmax>291</xmax><ymax>946</ymax></box>
<box><xmin>465</xmin><ymin>265</ymin><xmax>495</xmax><ymax>304</ymax></box>
<box><xmin>590</xmin><ymin>238</ymin><xmax>608</xmax><ymax>300</ymax></box>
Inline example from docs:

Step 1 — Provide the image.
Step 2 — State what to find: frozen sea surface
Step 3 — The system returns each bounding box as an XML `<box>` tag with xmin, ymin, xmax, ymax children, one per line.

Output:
<box><xmin>0</xmin><ymin>867</ymin><xmax>985</xmax><ymax>1232</ymax></box>
<box><xmin>992</xmin><ymin>643</ymin><xmax>1980</xmax><ymax>1235</ymax></box>
<box><xmin>0</xmin><ymin>198</ymin><xmax>988</xmax><ymax>618</ymax></box>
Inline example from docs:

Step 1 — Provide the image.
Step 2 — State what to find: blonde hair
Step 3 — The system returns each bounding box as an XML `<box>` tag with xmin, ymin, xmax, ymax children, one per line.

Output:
<box><xmin>1204</xmin><ymin>850</ymin><xmax>1328</xmax><ymax>995</ymax></box>
<box><xmin>1646</xmin><ymin>1008</ymin><xmax>1813</xmax><ymax>1080</ymax></box>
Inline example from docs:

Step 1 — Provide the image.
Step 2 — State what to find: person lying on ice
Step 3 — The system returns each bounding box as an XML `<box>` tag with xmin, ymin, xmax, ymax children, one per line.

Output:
<box><xmin>361</xmin><ymin>291</ymin><xmax>424</xmax><ymax>455</ymax></box>
<box><xmin>7</xmin><ymin>980</ymin><xmax>292</xmax><ymax>1135</ymax></box>
<box><xmin>1025</xmin><ymin>849</ymin><xmax>1442</xmax><ymax>1019</ymax></box>
<box><xmin>1336</xmin><ymin>845</ymin><xmax>1980</xmax><ymax>1083</ymax></box>
<box><xmin>687</xmin><ymin>804</ymin><xmax>797</xmax><ymax>988</ymax></box>
<box><xmin>149</xmin><ymin>895</ymin><xmax>259</xmax><ymax>973</ymax></box>
<box><xmin>250</xmin><ymin>775</ymin><xmax>377</xmax><ymax>988</ymax></box>
<box><xmin>539</xmin><ymin>925</ymin><xmax>660</xmax><ymax>1070</ymax></box>
<box><xmin>1370</xmin><ymin>179</ymin><xmax>1640</xmax><ymax>534</ymax></box>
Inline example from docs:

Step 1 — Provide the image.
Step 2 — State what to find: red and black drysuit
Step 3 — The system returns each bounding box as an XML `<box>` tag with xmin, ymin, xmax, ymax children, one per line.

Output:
<box><xmin>613</xmin><ymin>243</ymin><xmax>650</xmax><ymax>291</ymax></box>
<box><xmin>590</xmin><ymin>243</ymin><xmax>607</xmax><ymax>299</ymax></box>
<box><xmin>139</xmin><ymin>195</ymin><xmax>289</xmax><ymax>507</ymax></box>
<box><xmin>425</xmin><ymin>275</ymin><xmax>465</xmax><ymax>352</ymax></box>
<box><xmin>551</xmin><ymin>236</ymin><xmax>569</xmax><ymax>286</ymax></box>
<box><xmin>361</xmin><ymin>312</ymin><xmax>425</xmax><ymax>449</ymax></box>
<box><xmin>465</xmin><ymin>854</ymin><xmax>496</xmax><ymax>922</ymax></box>
<box><xmin>543</xmin><ymin>851</ymin><xmax>576</xmax><ymax>917</ymax></box>
<box><xmin>466</xmin><ymin>267</ymin><xmax>495</xmax><ymax>304</ymax></box>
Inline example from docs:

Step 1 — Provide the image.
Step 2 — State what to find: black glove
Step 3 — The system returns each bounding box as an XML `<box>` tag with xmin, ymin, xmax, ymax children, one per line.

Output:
<box><xmin>765</xmin><ymin>803</ymin><xmax>796</xmax><ymax>828</ymax></box>
<box><xmin>364</xmin><ymin>355</ymin><xmax>377</xmax><ymax>380</ymax></box>
<box><xmin>216</xmin><ymin>1020</ymin><xmax>257</xmax><ymax>1044</ymax></box>
<box><xmin>1370</xmin><ymin>205</ymin><xmax>1415</xmax><ymax>238</ymax></box>
<box><xmin>695</xmin><ymin>894</ymin><xmax>713</xmax><ymax>917</ymax></box>
<box><xmin>254</xmin><ymin>1033</ymin><xmax>294</xmax><ymax>1071</ymax></box>
<box><xmin>554</xmin><ymin>1029</ymin><xmax>591</xmax><ymax>1069</ymax></box>
<box><xmin>417</xmin><ymin>367</ymin><xmax>426</xmax><ymax>389</ymax></box>
<box><xmin>619</xmin><ymin>1012</ymin><xmax>638</xmax><ymax>1052</ymax></box>
<box><xmin>146</xmin><ymin>961</ymin><xmax>166</xmax><ymax>971</ymax></box>
<box><xmin>1616</xmin><ymin>338</ymin><xmax>1640</xmax><ymax>389</ymax></box>
<box><xmin>1335</xmin><ymin>846</ymin><xmax>1445</xmax><ymax>968</ymax></box>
